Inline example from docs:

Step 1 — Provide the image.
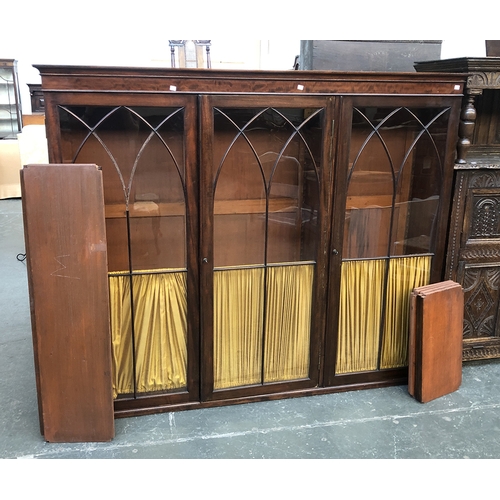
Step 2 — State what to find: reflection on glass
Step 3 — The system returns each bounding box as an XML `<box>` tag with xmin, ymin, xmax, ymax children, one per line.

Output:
<box><xmin>473</xmin><ymin>90</ymin><xmax>500</xmax><ymax>145</ymax></box>
<box><xmin>58</xmin><ymin>105</ymin><xmax>189</xmax><ymax>397</ymax></box>
<box><xmin>212</xmin><ymin>106</ymin><xmax>324</xmax><ymax>388</ymax></box>
<box><xmin>344</xmin><ymin>107</ymin><xmax>447</xmax><ymax>259</ymax></box>
<box><xmin>0</xmin><ymin>66</ymin><xmax>21</xmax><ymax>138</ymax></box>
<box><xmin>338</xmin><ymin>106</ymin><xmax>449</xmax><ymax>374</ymax></box>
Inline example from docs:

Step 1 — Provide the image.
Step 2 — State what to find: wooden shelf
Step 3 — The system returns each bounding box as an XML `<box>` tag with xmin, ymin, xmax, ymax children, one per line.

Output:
<box><xmin>214</xmin><ymin>198</ymin><xmax>297</xmax><ymax>215</ymax></box>
<box><xmin>105</xmin><ymin>197</ymin><xmax>298</xmax><ymax>218</ymax></box>
<box><xmin>346</xmin><ymin>194</ymin><xmax>393</xmax><ymax>209</ymax></box>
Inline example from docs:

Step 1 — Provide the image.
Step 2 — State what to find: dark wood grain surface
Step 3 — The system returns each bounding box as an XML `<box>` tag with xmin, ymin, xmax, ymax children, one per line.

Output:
<box><xmin>21</xmin><ymin>164</ymin><xmax>114</xmax><ymax>442</ymax></box>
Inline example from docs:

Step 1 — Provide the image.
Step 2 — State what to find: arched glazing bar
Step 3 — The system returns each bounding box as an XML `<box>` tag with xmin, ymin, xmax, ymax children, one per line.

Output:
<box><xmin>60</xmin><ymin>105</ymin><xmax>126</xmax><ymax>196</ymax></box>
<box><xmin>59</xmin><ymin>105</ymin><xmax>186</xmax><ymax>209</ymax></box>
<box><xmin>211</xmin><ymin>105</ymin><xmax>324</xmax><ymax>388</ymax></box>
<box><xmin>337</xmin><ymin>105</ymin><xmax>450</xmax><ymax>375</ymax></box>
<box><xmin>58</xmin><ymin>104</ymin><xmax>190</xmax><ymax>398</ymax></box>
<box><xmin>214</xmin><ymin>106</ymin><xmax>322</xmax><ymax>265</ymax></box>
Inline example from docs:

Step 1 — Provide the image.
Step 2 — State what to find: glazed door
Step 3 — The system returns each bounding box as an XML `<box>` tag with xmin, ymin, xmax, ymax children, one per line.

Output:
<box><xmin>200</xmin><ymin>95</ymin><xmax>335</xmax><ymax>401</ymax></box>
<box><xmin>50</xmin><ymin>94</ymin><xmax>200</xmax><ymax>412</ymax></box>
<box><xmin>324</xmin><ymin>95</ymin><xmax>461</xmax><ymax>387</ymax></box>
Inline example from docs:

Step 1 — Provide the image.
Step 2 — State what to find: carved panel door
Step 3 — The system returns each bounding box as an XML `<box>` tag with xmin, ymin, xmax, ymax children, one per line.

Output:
<box><xmin>446</xmin><ymin>168</ymin><xmax>500</xmax><ymax>360</ymax></box>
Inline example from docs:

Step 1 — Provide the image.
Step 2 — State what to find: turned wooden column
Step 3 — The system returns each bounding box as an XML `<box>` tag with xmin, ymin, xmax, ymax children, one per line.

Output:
<box><xmin>456</xmin><ymin>93</ymin><xmax>477</xmax><ymax>163</ymax></box>
<box><xmin>415</xmin><ymin>57</ymin><xmax>500</xmax><ymax>165</ymax></box>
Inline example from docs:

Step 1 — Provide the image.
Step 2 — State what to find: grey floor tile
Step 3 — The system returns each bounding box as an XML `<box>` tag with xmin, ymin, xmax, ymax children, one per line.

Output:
<box><xmin>2</xmin><ymin>197</ymin><xmax>500</xmax><ymax>461</ymax></box>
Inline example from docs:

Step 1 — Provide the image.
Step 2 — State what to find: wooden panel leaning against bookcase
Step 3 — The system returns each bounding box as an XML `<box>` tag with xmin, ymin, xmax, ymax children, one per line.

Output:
<box><xmin>31</xmin><ymin>65</ymin><xmax>465</xmax><ymax>424</ymax></box>
<box><xmin>21</xmin><ymin>163</ymin><xmax>114</xmax><ymax>443</ymax></box>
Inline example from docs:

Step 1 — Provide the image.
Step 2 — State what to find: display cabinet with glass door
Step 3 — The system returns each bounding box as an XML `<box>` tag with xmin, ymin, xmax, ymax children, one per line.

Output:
<box><xmin>31</xmin><ymin>65</ymin><xmax>464</xmax><ymax>421</ymax></box>
<box><xmin>199</xmin><ymin>95</ymin><xmax>334</xmax><ymax>401</ymax></box>
<box><xmin>324</xmin><ymin>97</ymin><xmax>457</xmax><ymax>387</ymax></box>
<box><xmin>0</xmin><ymin>59</ymin><xmax>22</xmax><ymax>139</ymax></box>
<box><xmin>56</xmin><ymin>96</ymin><xmax>200</xmax><ymax>412</ymax></box>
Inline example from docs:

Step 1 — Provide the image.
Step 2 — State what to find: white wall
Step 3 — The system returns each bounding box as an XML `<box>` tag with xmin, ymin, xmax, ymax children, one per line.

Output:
<box><xmin>12</xmin><ymin>37</ymin><xmax>490</xmax><ymax>113</ymax></box>
<box><xmin>1</xmin><ymin>0</ymin><xmax>496</xmax><ymax>113</ymax></box>
<box><xmin>8</xmin><ymin>39</ymin><xmax>302</xmax><ymax>113</ymax></box>
<box><xmin>441</xmin><ymin>40</ymin><xmax>486</xmax><ymax>59</ymax></box>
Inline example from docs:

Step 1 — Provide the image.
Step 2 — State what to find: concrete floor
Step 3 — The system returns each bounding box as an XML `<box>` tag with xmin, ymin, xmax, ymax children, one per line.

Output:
<box><xmin>2</xmin><ymin>197</ymin><xmax>500</xmax><ymax>462</ymax></box>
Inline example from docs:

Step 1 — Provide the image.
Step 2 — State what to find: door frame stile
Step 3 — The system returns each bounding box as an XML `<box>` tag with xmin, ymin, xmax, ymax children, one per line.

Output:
<box><xmin>323</xmin><ymin>95</ymin><xmax>352</xmax><ymax>387</ymax></box>
<box><xmin>199</xmin><ymin>94</ymin><xmax>216</xmax><ymax>401</ymax></box>
<box><xmin>184</xmin><ymin>95</ymin><xmax>202</xmax><ymax>402</ymax></box>
<box><xmin>315</xmin><ymin>95</ymin><xmax>338</xmax><ymax>387</ymax></box>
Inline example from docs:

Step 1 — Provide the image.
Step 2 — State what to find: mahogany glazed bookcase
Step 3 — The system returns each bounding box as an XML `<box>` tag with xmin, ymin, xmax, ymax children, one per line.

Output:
<box><xmin>24</xmin><ymin>65</ymin><xmax>466</xmax><ymax>441</ymax></box>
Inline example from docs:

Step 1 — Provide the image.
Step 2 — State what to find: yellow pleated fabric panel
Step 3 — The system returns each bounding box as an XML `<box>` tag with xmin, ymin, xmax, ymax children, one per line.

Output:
<box><xmin>109</xmin><ymin>274</ymin><xmax>133</xmax><ymax>397</ymax></box>
<box><xmin>380</xmin><ymin>255</ymin><xmax>431</xmax><ymax>369</ymax></box>
<box><xmin>264</xmin><ymin>265</ymin><xmax>313</xmax><ymax>382</ymax></box>
<box><xmin>336</xmin><ymin>259</ymin><xmax>386</xmax><ymax>374</ymax></box>
<box><xmin>213</xmin><ymin>268</ymin><xmax>264</xmax><ymax>389</ymax></box>
<box><xmin>108</xmin><ymin>270</ymin><xmax>188</xmax><ymax>397</ymax></box>
<box><xmin>132</xmin><ymin>272</ymin><xmax>188</xmax><ymax>392</ymax></box>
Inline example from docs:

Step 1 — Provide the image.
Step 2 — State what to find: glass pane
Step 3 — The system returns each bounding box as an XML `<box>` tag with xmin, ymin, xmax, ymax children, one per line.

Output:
<box><xmin>0</xmin><ymin>66</ymin><xmax>21</xmax><ymax>138</ymax></box>
<box><xmin>380</xmin><ymin>255</ymin><xmax>431</xmax><ymax>369</ymax></box>
<box><xmin>400</xmin><ymin>112</ymin><xmax>448</xmax><ymax>255</ymax></box>
<box><xmin>59</xmin><ymin>105</ymin><xmax>187</xmax><ymax>271</ymax></box>
<box><xmin>128</xmin><ymin>109</ymin><xmax>186</xmax><ymax>271</ymax></box>
<box><xmin>108</xmin><ymin>273</ymin><xmax>133</xmax><ymax>396</ymax></box>
<box><xmin>129</xmin><ymin>216</ymin><xmax>186</xmax><ymax>270</ymax></box>
<box><xmin>473</xmin><ymin>90</ymin><xmax>500</xmax><ymax>145</ymax></box>
<box><xmin>336</xmin><ymin>255</ymin><xmax>431</xmax><ymax>374</ymax></box>
<box><xmin>267</xmin><ymin>109</ymin><xmax>322</xmax><ymax>264</ymax></box>
<box><xmin>212</xmin><ymin>105</ymin><xmax>324</xmax><ymax>389</ymax></box>
<box><xmin>264</xmin><ymin>264</ymin><xmax>313</xmax><ymax>381</ymax></box>
<box><xmin>337</xmin><ymin>105</ymin><xmax>448</xmax><ymax>375</ymax></box>
<box><xmin>344</xmin><ymin>106</ymin><xmax>448</xmax><ymax>259</ymax></box>
<box><xmin>58</xmin><ymin>104</ymin><xmax>189</xmax><ymax>397</ymax></box>
<box><xmin>213</xmin><ymin>107</ymin><xmax>322</xmax><ymax>267</ymax></box>
<box><xmin>213</xmin><ymin>109</ymin><xmax>266</xmax><ymax>267</ymax></box>
<box><xmin>344</xmin><ymin>125</ymin><xmax>393</xmax><ymax>259</ymax></box>
<box><xmin>106</xmin><ymin>218</ymin><xmax>129</xmax><ymax>272</ymax></box>
<box><xmin>213</xmin><ymin>267</ymin><xmax>264</xmax><ymax>389</ymax></box>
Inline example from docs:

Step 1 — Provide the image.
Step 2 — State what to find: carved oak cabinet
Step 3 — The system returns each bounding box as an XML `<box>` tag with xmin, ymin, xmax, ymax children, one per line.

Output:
<box><xmin>26</xmin><ymin>65</ymin><xmax>465</xmax><ymax>439</ymax></box>
<box><xmin>416</xmin><ymin>58</ymin><xmax>500</xmax><ymax>361</ymax></box>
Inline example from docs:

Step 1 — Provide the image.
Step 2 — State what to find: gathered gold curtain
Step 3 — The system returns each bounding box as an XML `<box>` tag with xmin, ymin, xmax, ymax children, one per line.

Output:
<box><xmin>380</xmin><ymin>255</ymin><xmax>431</xmax><ymax>369</ymax></box>
<box><xmin>109</xmin><ymin>270</ymin><xmax>188</xmax><ymax>397</ymax></box>
<box><xmin>336</xmin><ymin>259</ymin><xmax>386</xmax><ymax>373</ymax></box>
<box><xmin>213</xmin><ymin>267</ymin><xmax>264</xmax><ymax>389</ymax></box>
<box><xmin>109</xmin><ymin>272</ymin><xmax>133</xmax><ymax>396</ymax></box>
<box><xmin>213</xmin><ymin>264</ymin><xmax>313</xmax><ymax>389</ymax></box>
<box><xmin>110</xmin><ymin>263</ymin><xmax>314</xmax><ymax>395</ymax></box>
<box><xmin>109</xmin><ymin>255</ymin><xmax>428</xmax><ymax>393</ymax></box>
<box><xmin>336</xmin><ymin>255</ymin><xmax>431</xmax><ymax>374</ymax></box>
